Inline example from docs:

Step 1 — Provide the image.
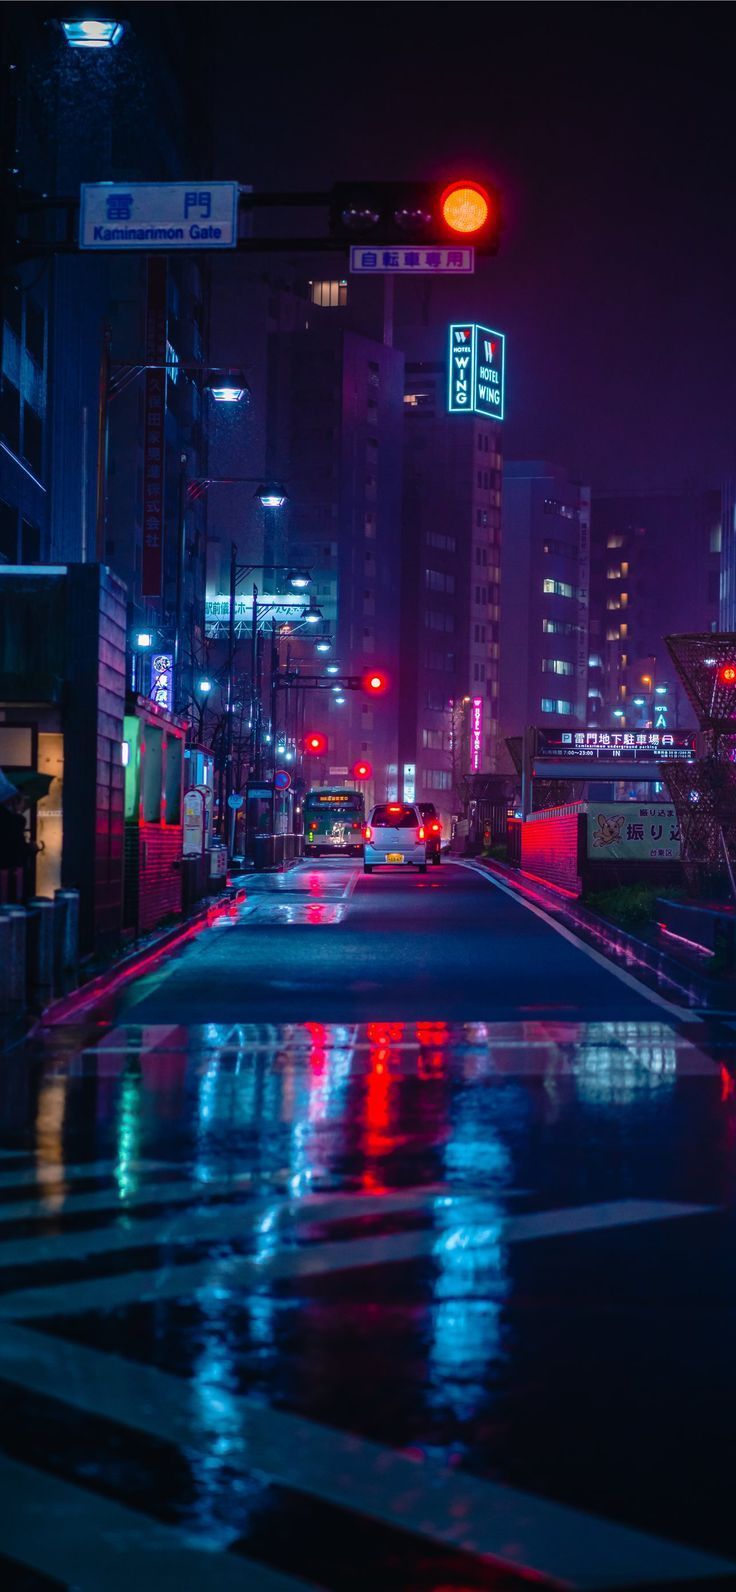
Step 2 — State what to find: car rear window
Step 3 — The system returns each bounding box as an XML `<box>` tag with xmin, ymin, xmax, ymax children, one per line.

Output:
<box><xmin>418</xmin><ymin>804</ymin><xmax>437</xmax><ymax>818</ymax></box>
<box><xmin>371</xmin><ymin>805</ymin><xmax>419</xmax><ymax>829</ymax></box>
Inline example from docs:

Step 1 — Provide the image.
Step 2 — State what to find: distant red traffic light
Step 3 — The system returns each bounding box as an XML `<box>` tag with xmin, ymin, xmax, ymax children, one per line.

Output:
<box><xmin>305</xmin><ymin>731</ymin><xmax>327</xmax><ymax>754</ymax></box>
<box><xmin>352</xmin><ymin>760</ymin><xmax>372</xmax><ymax>779</ymax></box>
<box><xmin>362</xmin><ymin>670</ymin><xmax>389</xmax><ymax>695</ymax></box>
<box><xmin>719</xmin><ymin>664</ymin><xmax>736</xmax><ymax>686</ymax></box>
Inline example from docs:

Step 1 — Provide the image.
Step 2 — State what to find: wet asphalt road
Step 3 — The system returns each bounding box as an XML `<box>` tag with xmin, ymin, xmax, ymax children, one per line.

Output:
<box><xmin>3</xmin><ymin>858</ymin><xmax>736</xmax><ymax>1589</ymax></box>
<box><xmin>116</xmin><ymin>857</ymin><xmax>662</xmax><ymax>1026</ymax></box>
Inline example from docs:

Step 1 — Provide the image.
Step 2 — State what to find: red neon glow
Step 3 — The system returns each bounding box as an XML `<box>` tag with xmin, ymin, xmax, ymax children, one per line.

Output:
<box><xmin>305</xmin><ymin>731</ymin><xmax>327</xmax><ymax>754</ymax></box>
<box><xmin>362</xmin><ymin>670</ymin><xmax>389</xmax><ymax>694</ymax></box>
<box><xmin>719</xmin><ymin>664</ymin><xmax>736</xmax><ymax>686</ymax></box>
<box><xmin>440</xmin><ymin>180</ymin><xmax>490</xmax><ymax>235</ymax></box>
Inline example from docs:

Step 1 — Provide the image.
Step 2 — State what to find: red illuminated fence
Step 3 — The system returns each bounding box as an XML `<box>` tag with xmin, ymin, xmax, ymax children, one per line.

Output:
<box><xmin>509</xmin><ymin>801</ymin><xmax>684</xmax><ymax>898</ymax></box>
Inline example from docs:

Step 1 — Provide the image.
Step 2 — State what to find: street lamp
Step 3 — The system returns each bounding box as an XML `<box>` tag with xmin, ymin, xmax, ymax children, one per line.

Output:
<box><xmin>326</xmin><ymin>663</ymin><xmax>340</xmax><ymax>675</ymax></box>
<box><xmin>613</xmin><ymin>709</ymin><xmax>625</xmax><ymax>720</ymax></box>
<box><xmin>655</xmin><ymin>685</ymin><xmax>668</xmax><ymax>696</ymax></box>
<box><xmin>287</xmin><ymin>570</ymin><xmax>310</xmax><ymax>590</ymax></box>
<box><xmin>209</xmin><ymin>385</ymin><xmax>247</xmax><ymax>404</ymax></box>
<box><xmin>315</xmin><ymin>638</ymin><xmax>331</xmax><ymax>653</ymax></box>
<box><xmin>633</xmin><ymin>697</ymin><xmax>646</xmax><ymax>706</ymax></box>
<box><xmin>197</xmin><ymin>676</ymin><xmax>213</xmax><ymax>695</ymax></box>
<box><xmin>134</xmin><ymin>630</ymin><xmax>153</xmax><ymax>649</ymax></box>
<box><xmin>61</xmin><ymin>18</ymin><xmax>124</xmax><ymax>47</ymax></box>
<box><xmin>302</xmin><ymin>601</ymin><xmax>323</xmax><ymax>625</ymax></box>
<box><xmin>257</xmin><ymin>483</ymin><xmax>288</xmax><ymax>509</ymax></box>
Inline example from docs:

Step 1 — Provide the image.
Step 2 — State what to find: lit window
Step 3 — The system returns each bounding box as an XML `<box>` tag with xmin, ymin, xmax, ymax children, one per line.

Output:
<box><xmin>621</xmin><ymin>561</ymin><xmax>629</xmax><ymax>576</ymax></box>
<box><xmin>607</xmin><ymin>535</ymin><xmax>623</xmax><ymax>548</ymax></box>
<box><xmin>308</xmin><ymin>280</ymin><xmax>348</xmax><ymax>308</ymax></box>
<box><xmin>543</xmin><ymin>578</ymin><xmax>574</xmax><ymax>598</ymax></box>
<box><xmin>542</xmin><ymin>658</ymin><xmax>574</xmax><ymax>675</ymax></box>
<box><xmin>607</xmin><ymin>567</ymin><xmax>622</xmax><ymax>579</ymax></box>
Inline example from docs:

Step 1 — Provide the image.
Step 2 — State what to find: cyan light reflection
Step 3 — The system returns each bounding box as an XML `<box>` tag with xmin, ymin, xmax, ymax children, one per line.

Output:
<box><xmin>115</xmin><ymin>1068</ymin><xmax>142</xmax><ymax>1202</ymax></box>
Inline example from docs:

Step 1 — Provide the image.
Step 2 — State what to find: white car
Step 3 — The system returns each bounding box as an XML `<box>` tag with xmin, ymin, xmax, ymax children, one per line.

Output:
<box><xmin>363</xmin><ymin>803</ymin><xmax>428</xmax><ymax>873</ymax></box>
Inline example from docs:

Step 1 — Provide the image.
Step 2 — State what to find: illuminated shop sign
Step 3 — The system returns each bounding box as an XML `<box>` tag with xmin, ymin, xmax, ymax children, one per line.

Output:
<box><xmin>150</xmin><ymin>653</ymin><xmax>173</xmax><ymax>713</ymax></box>
<box><xmin>448</xmin><ymin>323</ymin><xmax>505</xmax><ymax>418</ymax></box>
<box><xmin>470</xmin><ymin>697</ymin><xmax>483</xmax><ymax>771</ymax></box>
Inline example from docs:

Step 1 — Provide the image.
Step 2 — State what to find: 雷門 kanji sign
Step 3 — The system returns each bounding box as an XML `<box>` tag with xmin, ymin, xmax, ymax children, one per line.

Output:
<box><xmin>448</xmin><ymin>323</ymin><xmax>505</xmax><ymax>418</ymax></box>
<box><xmin>80</xmin><ymin>183</ymin><xmax>238</xmax><ymax>249</ymax></box>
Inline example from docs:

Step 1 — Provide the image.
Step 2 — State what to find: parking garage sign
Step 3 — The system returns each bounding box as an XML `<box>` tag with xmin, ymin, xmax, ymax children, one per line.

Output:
<box><xmin>80</xmin><ymin>183</ymin><xmax>239</xmax><ymax>248</ymax></box>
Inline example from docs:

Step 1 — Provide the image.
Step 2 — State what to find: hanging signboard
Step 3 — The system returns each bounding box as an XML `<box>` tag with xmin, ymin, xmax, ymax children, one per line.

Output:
<box><xmin>80</xmin><ymin>182</ymin><xmax>239</xmax><ymax>249</ymax></box>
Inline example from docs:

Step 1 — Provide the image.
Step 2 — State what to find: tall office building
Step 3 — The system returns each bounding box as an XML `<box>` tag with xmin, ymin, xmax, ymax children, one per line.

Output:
<box><xmin>399</xmin><ymin>358</ymin><xmax>503</xmax><ymax>819</ymax></box>
<box><xmin>267</xmin><ymin>293</ymin><xmax>405</xmax><ymax>802</ymax></box>
<box><xmin>498</xmin><ymin>462</ymin><xmax>590</xmax><ymax>754</ymax></box>
<box><xmin>589</xmin><ymin>487</ymin><xmax>721</xmax><ymax>728</ymax></box>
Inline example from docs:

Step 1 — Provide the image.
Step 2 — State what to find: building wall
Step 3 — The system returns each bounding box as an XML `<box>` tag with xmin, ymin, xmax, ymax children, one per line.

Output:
<box><xmin>267</xmin><ymin>312</ymin><xmax>404</xmax><ymax>802</ymax></box>
<box><xmin>590</xmin><ymin>488</ymin><xmax>721</xmax><ymax>730</ymax></box>
<box><xmin>399</xmin><ymin>360</ymin><xmax>503</xmax><ymax>821</ymax></box>
<box><xmin>499</xmin><ymin>463</ymin><xmax>590</xmax><ymax>759</ymax></box>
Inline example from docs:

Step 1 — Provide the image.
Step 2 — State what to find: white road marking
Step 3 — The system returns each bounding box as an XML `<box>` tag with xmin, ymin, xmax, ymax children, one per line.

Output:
<box><xmin>455</xmin><ymin>859</ymin><xmax>692</xmax><ymax>1019</ymax></box>
<box><xmin>0</xmin><ymin>1157</ymin><xmax>175</xmax><ymax>1192</ymax></box>
<box><xmin>1</xmin><ymin>1322</ymin><xmax>732</xmax><ymax>1589</ymax></box>
<box><xmin>0</xmin><ymin>1184</ymin><xmax>453</xmax><ymax>1270</ymax></box>
<box><xmin>0</xmin><ymin>1171</ymin><xmax>255</xmax><ymax>1226</ymax></box>
<box><xmin>0</xmin><ymin>1199</ymin><xmax>712</xmax><ymax>1320</ymax></box>
<box><xmin>0</xmin><ymin>1451</ymin><xmax>317</xmax><ymax>1591</ymax></box>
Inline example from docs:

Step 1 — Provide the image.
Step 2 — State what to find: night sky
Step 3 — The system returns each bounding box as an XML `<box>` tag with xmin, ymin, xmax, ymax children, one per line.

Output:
<box><xmin>201</xmin><ymin>2</ymin><xmax>736</xmax><ymax>494</ymax></box>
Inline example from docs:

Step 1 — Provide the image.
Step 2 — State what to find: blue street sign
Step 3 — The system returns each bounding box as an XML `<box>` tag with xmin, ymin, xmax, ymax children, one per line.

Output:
<box><xmin>274</xmin><ymin>770</ymin><xmax>292</xmax><ymax>791</ymax></box>
<box><xmin>80</xmin><ymin>183</ymin><xmax>239</xmax><ymax>249</ymax></box>
<box><xmin>350</xmin><ymin>245</ymin><xmax>474</xmax><ymax>274</ymax></box>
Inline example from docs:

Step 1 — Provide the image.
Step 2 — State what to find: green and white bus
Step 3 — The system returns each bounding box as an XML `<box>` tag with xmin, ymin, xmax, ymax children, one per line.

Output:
<box><xmin>304</xmin><ymin>787</ymin><xmax>365</xmax><ymax>856</ymax></box>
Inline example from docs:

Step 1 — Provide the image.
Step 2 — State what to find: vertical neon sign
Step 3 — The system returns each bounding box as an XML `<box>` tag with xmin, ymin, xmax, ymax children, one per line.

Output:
<box><xmin>471</xmin><ymin>696</ymin><xmax>483</xmax><ymax>771</ymax></box>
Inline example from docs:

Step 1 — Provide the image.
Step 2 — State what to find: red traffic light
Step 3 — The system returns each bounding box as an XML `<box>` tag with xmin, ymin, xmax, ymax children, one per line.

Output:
<box><xmin>440</xmin><ymin>180</ymin><xmax>490</xmax><ymax>236</ymax></box>
<box><xmin>352</xmin><ymin>760</ymin><xmax>372</xmax><ymax>779</ymax></box>
<box><xmin>305</xmin><ymin>731</ymin><xmax>327</xmax><ymax>754</ymax></box>
<box><xmin>362</xmin><ymin>670</ymin><xmax>389</xmax><ymax>695</ymax></box>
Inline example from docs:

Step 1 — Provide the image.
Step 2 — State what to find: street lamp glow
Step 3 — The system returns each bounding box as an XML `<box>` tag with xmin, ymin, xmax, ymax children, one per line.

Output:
<box><xmin>655</xmin><ymin>685</ymin><xmax>668</xmax><ymax>695</ymax></box>
<box><xmin>287</xmin><ymin>570</ymin><xmax>310</xmax><ymax>589</ymax></box>
<box><xmin>302</xmin><ymin>603</ymin><xmax>323</xmax><ymax>624</ymax></box>
<box><xmin>210</xmin><ymin>386</ymin><xmax>245</xmax><ymax>404</ymax></box>
<box><xmin>633</xmin><ymin>697</ymin><xmax>645</xmax><ymax>706</ymax></box>
<box><xmin>61</xmin><ymin>19</ymin><xmax>124</xmax><ymax>47</ymax></box>
<box><xmin>197</xmin><ymin>677</ymin><xmax>213</xmax><ymax>694</ymax></box>
<box><xmin>315</xmin><ymin>638</ymin><xmax>331</xmax><ymax>653</ymax></box>
<box><xmin>326</xmin><ymin>663</ymin><xmax>340</xmax><ymax>675</ymax></box>
<box><xmin>134</xmin><ymin>631</ymin><xmax>153</xmax><ymax>649</ymax></box>
<box><xmin>335</xmin><ymin>695</ymin><xmax>346</xmax><ymax>705</ymax></box>
<box><xmin>256</xmin><ymin>482</ymin><xmax>287</xmax><ymax>509</ymax></box>
<box><xmin>613</xmin><ymin>709</ymin><xmax>625</xmax><ymax>719</ymax></box>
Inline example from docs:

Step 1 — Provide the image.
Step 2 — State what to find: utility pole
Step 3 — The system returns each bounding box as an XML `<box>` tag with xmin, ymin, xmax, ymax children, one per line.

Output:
<box><xmin>224</xmin><ymin>541</ymin><xmax>237</xmax><ymax>844</ymax></box>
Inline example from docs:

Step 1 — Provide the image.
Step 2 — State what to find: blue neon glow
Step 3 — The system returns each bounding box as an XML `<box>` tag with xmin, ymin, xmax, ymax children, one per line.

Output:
<box><xmin>62</xmin><ymin>19</ymin><xmax>124</xmax><ymax>47</ymax></box>
<box><xmin>210</xmin><ymin>386</ymin><xmax>245</xmax><ymax>404</ymax></box>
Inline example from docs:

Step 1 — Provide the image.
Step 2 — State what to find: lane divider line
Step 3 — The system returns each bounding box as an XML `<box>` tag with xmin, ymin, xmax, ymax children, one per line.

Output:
<box><xmin>453</xmin><ymin>860</ymin><xmax>689</xmax><ymax>1019</ymax></box>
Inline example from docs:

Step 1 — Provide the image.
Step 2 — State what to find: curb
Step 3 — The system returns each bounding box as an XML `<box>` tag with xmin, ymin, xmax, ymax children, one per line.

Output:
<box><xmin>464</xmin><ymin>857</ymin><xmax>729</xmax><ymax>1011</ymax></box>
<box><xmin>31</xmin><ymin>884</ymin><xmax>247</xmax><ymax>1033</ymax></box>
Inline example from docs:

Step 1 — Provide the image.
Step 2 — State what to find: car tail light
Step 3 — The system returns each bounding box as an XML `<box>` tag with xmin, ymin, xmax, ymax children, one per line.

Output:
<box><xmin>418</xmin><ymin>826</ymin><xmax>425</xmax><ymax>841</ymax></box>
<box><xmin>363</xmin><ymin>824</ymin><xmax>372</xmax><ymax>841</ymax></box>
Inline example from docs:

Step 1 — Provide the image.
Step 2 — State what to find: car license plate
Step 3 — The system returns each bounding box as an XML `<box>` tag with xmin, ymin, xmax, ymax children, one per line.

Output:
<box><xmin>387</xmin><ymin>852</ymin><xmax>404</xmax><ymax>863</ymax></box>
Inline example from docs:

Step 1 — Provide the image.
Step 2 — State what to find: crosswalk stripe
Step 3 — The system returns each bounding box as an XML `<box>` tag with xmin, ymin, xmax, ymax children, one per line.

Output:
<box><xmin>1</xmin><ymin>1322</ymin><xmax>732</xmax><ymax>1589</ymax></box>
<box><xmin>0</xmin><ymin>1199</ymin><xmax>712</xmax><ymax>1321</ymax></box>
<box><xmin>0</xmin><ymin>1450</ymin><xmax>318</xmax><ymax>1591</ymax></box>
<box><xmin>0</xmin><ymin>1185</ymin><xmax>452</xmax><ymax>1271</ymax></box>
<box><xmin>0</xmin><ymin>1157</ymin><xmax>175</xmax><ymax>1192</ymax></box>
<box><xmin>0</xmin><ymin>1172</ymin><xmax>255</xmax><ymax>1226</ymax></box>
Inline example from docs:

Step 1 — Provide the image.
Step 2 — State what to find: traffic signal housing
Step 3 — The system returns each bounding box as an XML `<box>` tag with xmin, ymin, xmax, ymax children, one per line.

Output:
<box><xmin>305</xmin><ymin>731</ymin><xmax>327</xmax><ymax>755</ymax></box>
<box><xmin>329</xmin><ymin>180</ymin><xmax>501</xmax><ymax>254</ymax></box>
